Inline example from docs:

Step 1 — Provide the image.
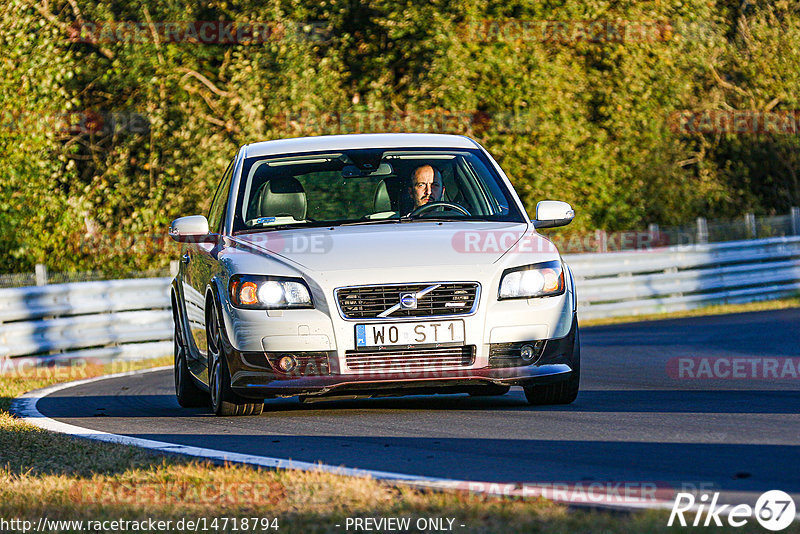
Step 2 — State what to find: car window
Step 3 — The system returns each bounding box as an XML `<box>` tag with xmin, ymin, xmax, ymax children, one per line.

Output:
<box><xmin>454</xmin><ymin>156</ymin><xmax>511</xmax><ymax>216</ymax></box>
<box><xmin>207</xmin><ymin>157</ymin><xmax>235</xmax><ymax>233</ymax></box>
<box><xmin>233</xmin><ymin>149</ymin><xmax>524</xmax><ymax>232</ymax></box>
<box><xmin>300</xmin><ymin>171</ymin><xmax>383</xmax><ymax>220</ymax></box>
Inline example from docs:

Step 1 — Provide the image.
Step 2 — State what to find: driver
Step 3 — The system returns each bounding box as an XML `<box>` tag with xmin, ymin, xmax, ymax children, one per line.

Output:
<box><xmin>409</xmin><ymin>164</ymin><xmax>445</xmax><ymax>209</ymax></box>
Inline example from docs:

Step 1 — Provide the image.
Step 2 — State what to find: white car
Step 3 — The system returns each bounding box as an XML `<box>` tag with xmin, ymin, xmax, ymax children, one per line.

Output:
<box><xmin>169</xmin><ymin>133</ymin><xmax>579</xmax><ymax>416</ymax></box>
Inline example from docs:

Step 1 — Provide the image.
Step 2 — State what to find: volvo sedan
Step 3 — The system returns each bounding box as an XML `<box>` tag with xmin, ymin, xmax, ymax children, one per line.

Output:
<box><xmin>169</xmin><ymin>133</ymin><xmax>579</xmax><ymax>415</ymax></box>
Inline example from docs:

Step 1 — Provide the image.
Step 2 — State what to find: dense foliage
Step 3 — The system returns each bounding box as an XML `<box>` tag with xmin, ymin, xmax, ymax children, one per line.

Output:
<box><xmin>1</xmin><ymin>0</ymin><xmax>798</xmax><ymax>272</ymax></box>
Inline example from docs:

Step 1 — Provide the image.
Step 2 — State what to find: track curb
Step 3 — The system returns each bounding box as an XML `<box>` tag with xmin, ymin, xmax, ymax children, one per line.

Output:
<box><xmin>11</xmin><ymin>366</ymin><xmax>679</xmax><ymax>514</ymax></box>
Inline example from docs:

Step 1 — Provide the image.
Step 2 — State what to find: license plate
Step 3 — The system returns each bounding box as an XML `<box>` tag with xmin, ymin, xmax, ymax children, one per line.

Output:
<box><xmin>355</xmin><ymin>320</ymin><xmax>465</xmax><ymax>348</ymax></box>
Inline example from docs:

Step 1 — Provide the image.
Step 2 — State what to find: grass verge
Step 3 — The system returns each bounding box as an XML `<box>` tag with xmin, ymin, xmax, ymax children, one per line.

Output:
<box><xmin>1</xmin><ymin>356</ymin><xmax>797</xmax><ymax>533</ymax></box>
<box><xmin>579</xmin><ymin>296</ymin><xmax>800</xmax><ymax>327</ymax></box>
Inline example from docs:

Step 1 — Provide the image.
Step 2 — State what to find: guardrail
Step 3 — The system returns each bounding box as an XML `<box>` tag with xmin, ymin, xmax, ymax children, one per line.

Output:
<box><xmin>564</xmin><ymin>235</ymin><xmax>800</xmax><ymax>320</ymax></box>
<box><xmin>0</xmin><ymin>278</ymin><xmax>172</xmax><ymax>365</ymax></box>
<box><xmin>1</xmin><ymin>236</ymin><xmax>798</xmax><ymax>365</ymax></box>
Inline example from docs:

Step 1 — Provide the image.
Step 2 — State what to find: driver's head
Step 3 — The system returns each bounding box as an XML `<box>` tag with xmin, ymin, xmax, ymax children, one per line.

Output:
<box><xmin>409</xmin><ymin>165</ymin><xmax>444</xmax><ymax>208</ymax></box>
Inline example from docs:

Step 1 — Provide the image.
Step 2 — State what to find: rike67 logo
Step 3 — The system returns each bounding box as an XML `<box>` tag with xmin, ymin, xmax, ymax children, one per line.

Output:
<box><xmin>669</xmin><ymin>490</ymin><xmax>796</xmax><ymax>530</ymax></box>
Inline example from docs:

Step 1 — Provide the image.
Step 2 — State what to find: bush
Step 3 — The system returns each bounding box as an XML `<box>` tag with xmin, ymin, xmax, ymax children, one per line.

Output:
<box><xmin>1</xmin><ymin>0</ymin><xmax>798</xmax><ymax>272</ymax></box>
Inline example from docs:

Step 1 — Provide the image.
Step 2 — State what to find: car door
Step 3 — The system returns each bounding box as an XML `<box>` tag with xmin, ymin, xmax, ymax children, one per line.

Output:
<box><xmin>185</xmin><ymin>157</ymin><xmax>235</xmax><ymax>363</ymax></box>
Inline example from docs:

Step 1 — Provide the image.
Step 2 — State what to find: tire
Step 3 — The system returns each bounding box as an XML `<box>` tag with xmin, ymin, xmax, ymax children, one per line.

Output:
<box><xmin>523</xmin><ymin>327</ymin><xmax>580</xmax><ymax>406</ymax></box>
<box><xmin>207</xmin><ymin>302</ymin><xmax>264</xmax><ymax>416</ymax></box>
<box><xmin>174</xmin><ymin>318</ymin><xmax>208</xmax><ymax>408</ymax></box>
<box><xmin>468</xmin><ymin>385</ymin><xmax>510</xmax><ymax>397</ymax></box>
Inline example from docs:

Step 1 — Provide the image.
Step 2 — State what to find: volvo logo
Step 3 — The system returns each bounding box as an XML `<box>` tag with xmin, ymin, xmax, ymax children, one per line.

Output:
<box><xmin>399</xmin><ymin>292</ymin><xmax>418</xmax><ymax>309</ymax></box>
<box><xmin>376</xmin><ymin>284</ymin><xmax>441</xmax><ymax>317</ymax></box>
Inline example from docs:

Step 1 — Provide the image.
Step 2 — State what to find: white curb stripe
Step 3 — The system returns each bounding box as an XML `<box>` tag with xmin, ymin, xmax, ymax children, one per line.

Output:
<box><xmin>11</xmin><ymin>366</ymin><xmax>442</xmax><ymax>482</ymax></box>
<box><xmin>9</xmin><ymin>367</ymin><xmax>702</xmax><ymax>513</ymax></box>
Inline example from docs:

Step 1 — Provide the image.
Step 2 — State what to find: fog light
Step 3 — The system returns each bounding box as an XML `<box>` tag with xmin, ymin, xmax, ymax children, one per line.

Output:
<box><xmin>520</xmin><ymin>344</ymin><xmax>536</xmax><ymax>361</ymax></box>
<box><xmin>277</xmin><ymin>355</ymin><xmax>297</xmax><ymax>372</ymax></box>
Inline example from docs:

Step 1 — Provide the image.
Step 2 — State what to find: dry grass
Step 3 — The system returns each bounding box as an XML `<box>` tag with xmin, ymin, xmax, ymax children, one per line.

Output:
<box><xmin>579</xmin><ymin>296</ymin><xmax>800</xmax><ymax>327</ymax></box>
<box><xmin>2</xmin><ymin>357</ymin><xmax>799</xmax><ymax>532</ymax></box>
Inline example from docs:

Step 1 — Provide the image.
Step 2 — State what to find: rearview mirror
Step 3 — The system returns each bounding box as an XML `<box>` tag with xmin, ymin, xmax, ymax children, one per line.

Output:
<box><xmin>168</xmin><ymin>215</ymin><xmax>215</xmax><ymax>243</ymax></box>
<box><xmin>534</xmin><ymin>201</ymin><xmax>575</xmax><ymax>229</ymax></box>
<box><xmin>341</xmin><ymin>162</ymin><xmax>394</xmax><ymax>178</ymax></box>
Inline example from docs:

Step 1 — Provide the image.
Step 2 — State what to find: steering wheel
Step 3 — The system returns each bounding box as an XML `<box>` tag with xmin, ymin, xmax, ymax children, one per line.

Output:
<box><xmin>408</xmin><ymin>201</ymin><xmax>471</xmax><ymax>218</ymax></box>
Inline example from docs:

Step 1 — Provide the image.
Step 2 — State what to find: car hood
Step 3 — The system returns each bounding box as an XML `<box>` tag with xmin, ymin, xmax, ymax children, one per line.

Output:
<box><xmin>231</xmin><ymin>221</ymin><xmax>545</xmax><ymax>272</ymax></box>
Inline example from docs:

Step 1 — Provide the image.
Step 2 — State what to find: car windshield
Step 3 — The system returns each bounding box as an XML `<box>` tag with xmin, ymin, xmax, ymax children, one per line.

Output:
<box><xmin>232</xmin><ymin>148</ymin><xmax>525</xmax><ymax>232</ymax></box>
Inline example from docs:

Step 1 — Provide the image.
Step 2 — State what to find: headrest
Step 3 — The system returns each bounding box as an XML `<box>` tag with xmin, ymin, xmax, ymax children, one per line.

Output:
<box><xmin>373</xmin><ymin>180</ymin><xmax>392</xmax><ymax>212</ymax></box>
<box><xmin>258</xmin><ymin>176</ymin><xmax>307</xmax><ymax>221</ymax></box>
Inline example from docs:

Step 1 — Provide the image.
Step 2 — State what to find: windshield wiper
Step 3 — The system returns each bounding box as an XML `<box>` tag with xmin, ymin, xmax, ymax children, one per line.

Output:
<box><xmin>399</xmin><ymin>216</ymin><xmax>478</xmax><ymax>222</ymax></box>
<box><xmin>338</xmin><ymin>218</ymin><xmax>401</xmax><ymax>226</ymax></box>
<box><xmin>234</xmin><ymin>221</ymin><xmax>332</xmax><ymax>234</ymax></box>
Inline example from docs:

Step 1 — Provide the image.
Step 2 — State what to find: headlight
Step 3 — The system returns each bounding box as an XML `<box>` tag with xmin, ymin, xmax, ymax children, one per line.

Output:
<box><xmin>229</xmin><ymin>275</ymin><xmax>313</xmax><ymax>309</ymax></box>
<box><xmin>498</xmin><ymin>260</ymin><xmax>565</xmax><ymax>300</ymax></box>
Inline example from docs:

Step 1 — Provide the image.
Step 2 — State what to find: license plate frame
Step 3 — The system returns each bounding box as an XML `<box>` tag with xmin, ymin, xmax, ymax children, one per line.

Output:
<box><xmin>354</xmin><ymin>320</ymin><xmax>465</xmax><ymax>350</ymax></box>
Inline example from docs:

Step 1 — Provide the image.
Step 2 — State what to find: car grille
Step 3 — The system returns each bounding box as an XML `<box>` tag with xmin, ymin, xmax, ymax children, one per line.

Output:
<box><xmin>345</xmin><ymin>346</ymin><xmax>475</xmax><ymax>372</ymax></box>
<box><xmin>336</xmin><ymin>283</ymin><xmax>479</xmax><ymax>319</ymax></box>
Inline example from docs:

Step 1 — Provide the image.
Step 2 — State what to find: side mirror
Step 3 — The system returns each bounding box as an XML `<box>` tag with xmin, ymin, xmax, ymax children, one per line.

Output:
<box><xmin>534</xmin><ymin>200</ymin><xmax>575</xmax><ymax>229</ymax></box>
<box><xmin>168</xmin><ymin>215</ymin><xmax>215</xmax><ymax>243</ymax></box>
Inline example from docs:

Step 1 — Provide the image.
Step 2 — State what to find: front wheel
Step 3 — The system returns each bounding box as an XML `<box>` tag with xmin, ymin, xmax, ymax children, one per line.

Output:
<box><xmin>207</xmin><ymin>302</ymin><xmax>264</xmax><ymax>416</ymax></box>
<box><xmin>523</xmin><ymin>328</ymin><xmax>580</xmax><ymax>405</ymax></box>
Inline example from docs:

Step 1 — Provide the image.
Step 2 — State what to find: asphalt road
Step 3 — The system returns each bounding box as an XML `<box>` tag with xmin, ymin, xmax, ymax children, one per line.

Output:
<box><xmin>33</xmin><ymin>308</ymin><xmax>800</xmax><ymax>507</ymax></box>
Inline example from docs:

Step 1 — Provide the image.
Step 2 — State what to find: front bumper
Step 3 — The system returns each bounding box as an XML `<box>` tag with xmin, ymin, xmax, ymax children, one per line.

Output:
<box><xmin>227</xmin><ymin>313</ymin><xmax>578</xmax><ymax>399</ymax></box>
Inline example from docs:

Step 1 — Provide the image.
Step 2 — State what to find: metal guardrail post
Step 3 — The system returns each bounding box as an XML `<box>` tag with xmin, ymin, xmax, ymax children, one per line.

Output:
<box><xmin>745</xmin><ymin>213</ymin><xmax>756</xmax><ymax>239</ymax></box>
<box><xmin>648</xmin><ymin>224</ymin><xmax>660</xmax><ymax>249</ymax></box>
<box><xmin>35</xmin><ymin>264</ymin><xmax>48</xmax><ymax>286</ymax></box>
<box><xmin>792</xmin><ymin>207</ymin><xmax>800</xmax><ymax>235</ymax></box>
<box><xmin>696</xmin><ymin>217</ymin><xmax>708</xmax><ymax>244</ymax></box>
<box><xmin>595</xmin><ymin>229</ymin><xmax>608</xmax><ymax>253</ymax></box>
